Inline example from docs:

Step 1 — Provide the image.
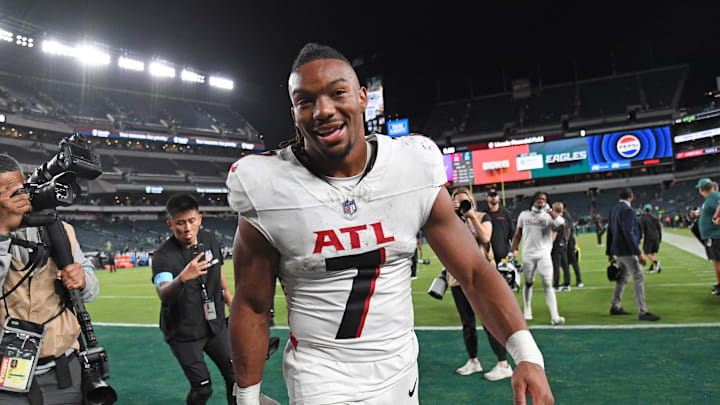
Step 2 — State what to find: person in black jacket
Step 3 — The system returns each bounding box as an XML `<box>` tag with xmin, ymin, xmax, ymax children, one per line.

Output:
<box><xmin>551</xmin><ymin>202</ymin><xmax>571</xmax><ymax>291</ymax></box>
<box><xmin>562</xmin><ymin>202</ymin><xmax>583</xmax><ymax>287</ymax></box>
<box><xmin>606</xmin><ymin>188</ymin><xmax>660</xmax><ymax>321</ymax></box>
<box><xmin>639</xmin><ymin>204</ymin><xmax>662</xmax><ymax>273</ymax></box>
<box><xmin>152</xmin><ymin>194</ymin><xmax>235</xmax><ymax>405</ymax></box>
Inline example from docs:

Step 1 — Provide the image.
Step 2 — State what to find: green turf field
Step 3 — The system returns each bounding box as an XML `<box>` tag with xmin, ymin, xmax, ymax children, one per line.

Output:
<box><xmin>84</xmin><ymin>232</ymin><xmax>719</xmax><ymax>404</ymax></box>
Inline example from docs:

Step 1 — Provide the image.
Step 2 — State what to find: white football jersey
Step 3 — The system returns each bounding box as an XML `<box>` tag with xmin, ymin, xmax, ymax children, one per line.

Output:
<box><xmin>227</xmin><ymin>134</ymin><xmax>446</xmax><ymax>362</ymax></box>
<box><xmin>517</xmin><ymin>209</ymin><xmax>564</xmax><ymax>257</ymax></box>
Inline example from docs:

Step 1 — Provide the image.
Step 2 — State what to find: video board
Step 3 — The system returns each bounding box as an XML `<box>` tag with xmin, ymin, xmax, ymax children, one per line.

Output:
<box><xmin>443</xmin><ymin>125</ymin><xmax>672</xmax><ymax>185</ymax></box>
<box><xmin>672</xmin><ymin>114</ymin><xmax>720</xmax><ymax>160</ymax></box>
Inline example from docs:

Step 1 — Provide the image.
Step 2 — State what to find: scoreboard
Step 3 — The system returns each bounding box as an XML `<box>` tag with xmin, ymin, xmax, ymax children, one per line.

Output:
<box><xmin>450</xmin><ymin>151</ymin><xmax>473</xmax><ymax>184</ymax></box>
<box><xmin>442</xmin><ymin>125</ymin><xmax>672</xmax><ymax>185</ymax></box>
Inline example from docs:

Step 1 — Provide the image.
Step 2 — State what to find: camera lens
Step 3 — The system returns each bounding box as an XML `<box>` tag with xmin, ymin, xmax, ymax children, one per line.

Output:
<box><xmin>459</xmin><ymin>200</ymin><xmax>472</xmax><ymax>213</ymax></box>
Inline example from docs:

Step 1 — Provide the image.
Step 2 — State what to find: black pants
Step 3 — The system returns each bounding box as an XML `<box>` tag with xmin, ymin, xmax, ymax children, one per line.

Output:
<box><xmin>169</xmin><ymin>328</ymin><xmax>235</xmax><ymax>405</ymax></box>
<box><xmin>552</xmin><ymin>246</ymin><xmax>570</xmax><ymax>288</ymax></box>
<box><xmin>596</xmin><ymin>227</ymin><xmax>606</xmax><ymax>245</ymax></box>
<box><xmin>566</xmin><ymin>239</ymin><xmax>582</xmax><ymax>284</ymax></box>
<box><xmin>451</xmin><ymin>286</ymin><xmax>507</xmax><ymax>362</ymax></box>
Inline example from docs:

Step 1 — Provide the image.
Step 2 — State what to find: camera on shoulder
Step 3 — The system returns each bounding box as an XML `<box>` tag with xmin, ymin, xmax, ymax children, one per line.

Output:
<box><xmin>13</xmin><ymin>134</ymin><xmax>102</xmax><ymax>227</ymax></box>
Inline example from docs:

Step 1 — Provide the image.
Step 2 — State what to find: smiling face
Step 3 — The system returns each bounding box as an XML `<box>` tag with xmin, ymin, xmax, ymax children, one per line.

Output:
<box><xmin>289</xmin><ymin>59</ymin><xmax>368</xmax><ymax>173</ymax></box>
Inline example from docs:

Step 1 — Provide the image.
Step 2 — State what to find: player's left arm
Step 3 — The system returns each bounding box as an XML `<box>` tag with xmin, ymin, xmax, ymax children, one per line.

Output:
<box><xmin>423</xmin><ymin>188</ymin><xmax>553</xmax><ymax>405</ymax></box>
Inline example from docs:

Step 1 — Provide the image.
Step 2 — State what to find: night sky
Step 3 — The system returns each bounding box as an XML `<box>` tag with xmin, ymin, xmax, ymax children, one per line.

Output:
<box><xmin>2</xmin><ymin>1</ymin><xmax>718</xmax><ymax>148</ymax></box>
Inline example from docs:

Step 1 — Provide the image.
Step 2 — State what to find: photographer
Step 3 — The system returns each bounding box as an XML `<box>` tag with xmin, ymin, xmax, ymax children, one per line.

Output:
<box><xmin>550</xmin><ymin>202</ymin><xmax>571</xmax><ymax>291</ymax></box>
<box><xmin>151</xmin><ymin>194</ymin><xmax>235</xmax><ymax>405</ymax></box>
<box><xmin>448</xmin><ymin>188</ymin><xmax>513</xmax><ymax>380</ymax></box>
<box><xmin>0</xmin><ymin>154</ymin><xmax>100</xmax><ymax>405</ymax></box>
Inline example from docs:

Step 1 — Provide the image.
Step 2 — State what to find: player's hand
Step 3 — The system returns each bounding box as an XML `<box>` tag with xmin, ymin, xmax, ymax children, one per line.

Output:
<box><xmin>511</xmin><ymin>250</ymin><xmax>519</xmax><ymax>259</ymax></box>
<box><xmin>180</xmin><ymin>252</ymin><xmax>209</xmax><ymax>282</ymax></box>
<box><xmin>57</xmin><ymin>263</ymin><xmax>86</xmax><ymax>290</ymax></box>
<box><xmin>0</xmin><ymin>184</ymin><xmax>32</xmax><ymax>235</ymax></box>
<box><xmin>512</xmin><ymin>362</ymin><xmax>554</xmax><ymax>405</ymax></box>
<box><xmin>637</xmin><ymin>255</ymin><xmax>647</xmax><ymax>266</ymax></box>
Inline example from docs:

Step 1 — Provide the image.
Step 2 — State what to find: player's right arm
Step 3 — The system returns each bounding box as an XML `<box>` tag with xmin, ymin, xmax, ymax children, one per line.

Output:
<box><xmin>229</xmin><ymin>217</ymin><xmax>278</xmax><ymax>388</ymax></box>
<box><xmin>423</xmin><ymin>189</ymin><xmax>553</xmax><ymax>405</ymax></box>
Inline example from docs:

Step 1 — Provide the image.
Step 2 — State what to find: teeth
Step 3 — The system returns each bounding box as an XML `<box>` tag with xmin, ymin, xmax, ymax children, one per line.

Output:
<box><xmin>317</xmin><ymin>124</ymin><xmax>342</xmax><ymax>135</ymax></box>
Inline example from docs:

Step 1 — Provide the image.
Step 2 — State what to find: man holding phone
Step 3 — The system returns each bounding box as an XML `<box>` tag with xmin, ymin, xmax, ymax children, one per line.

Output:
<box><xmin>151</xmin><ymin>194</ymin><xmax>235</xmax><ymax>405</ymax></box>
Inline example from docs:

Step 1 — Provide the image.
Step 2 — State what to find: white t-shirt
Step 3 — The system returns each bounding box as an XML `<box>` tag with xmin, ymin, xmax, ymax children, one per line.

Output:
<box><xmin>517</xmin><ymin>209</ymin><xmax>565</xmax><ymax>257</ymax></box>
<box><xmin>226</xmin><ymin>134</ymin><xmax>446</xmax><ymax>362</ymax></box>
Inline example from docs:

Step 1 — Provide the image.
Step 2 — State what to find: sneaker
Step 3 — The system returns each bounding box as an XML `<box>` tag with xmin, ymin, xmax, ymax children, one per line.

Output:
<box><xmin>551</xmin><ymin>316</ymin><xmax>565</xmax><ymax>325</ymax></box>
<box><xmin>656</xmin><ymin>261</ymin><xmax>662</xmax><ymax>274</ymax></box>
<box><xmin>610</xmin><ymin>306</ymin><xmax>631</xmax><ymax>315</ymax></box>
<box><xmin>711</xmin><ymin>284</ymin><xmax>720</xmax><ymax>296</ymax></box>
<box><xmin>576</xmin><ymin>282</ymin><xmax>584</xmax><ymax>288</ymax></box>
<box><xmin>646</xmin><ymin>267</ymin><xmax>655</xmax><ymax>274</ymax></box>
<box><xmin>560</xmin><ymin>285</ymin><xmax>571</xmax><ymax>292</ymax></box>
<box><xmin>456</xmin><ymin>359</ymin><xmax>483</xmax><ymax>375</ymax></box>
<box><xmin>484</xmin><ymin>364</ymin><xmax>513</xmax><ymax>381</ymax></box>
<box><xmin>523</xmin><ymin>309</ymin><xmax>533</xmax><ymax>320</ymax></box>
<box><xmin>553</xmin><ymin>286</ymin><xmax>560</xmax><ymax>292</ymax></box>
<box><xmin>639</xmin><ymin>312</ymin><xmax>660</xmax><ymax>321</ymax></box>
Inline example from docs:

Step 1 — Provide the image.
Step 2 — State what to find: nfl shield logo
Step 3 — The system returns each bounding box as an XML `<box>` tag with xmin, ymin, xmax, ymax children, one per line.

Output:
<box><xmin>343</xmin><ymin>199</ymin><xmax>357</xmax><ymax>216</ymax></box>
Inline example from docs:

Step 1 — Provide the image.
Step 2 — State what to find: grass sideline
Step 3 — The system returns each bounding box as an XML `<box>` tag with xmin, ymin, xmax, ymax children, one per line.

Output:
<box><xmin>86</xmin><ymin>233</ymin><xmax>719</xmax><ymax>326</ymax></box>
<box><xmin>82</xmin><ymin>231</ymin><xmax>720</xmax><ymax>404</ymax></box>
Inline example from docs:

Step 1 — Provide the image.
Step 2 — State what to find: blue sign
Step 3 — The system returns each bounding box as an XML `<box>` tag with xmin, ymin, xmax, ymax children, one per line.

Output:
<box><xmin>587</xmin><ymin>126</ymin><xmax>672</xmax><ymax>172</ymax></box>
<box><xmin>387</xmin><ymin>119</ymin><xmax>410</xmax><ymax>137</ymax></box>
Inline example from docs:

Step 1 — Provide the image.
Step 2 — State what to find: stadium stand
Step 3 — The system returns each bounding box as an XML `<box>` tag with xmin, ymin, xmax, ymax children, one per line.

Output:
<box><xmin>577</xmin><ymin>75</ymin><xmax>641</xmax><ymax>118</ymax></box>
<box><xmin>522</xmin><ymin>84</ymin><xmax>576</xmax><ymax>127</ymax></box>
<box><xmin>465</xmin><ymin>95</ymin><xmax>516</xmax><ymax>134</ymax></box>
<box><xmin>425</xmin><ymin>65</ymin><xmax>688</xmax><ymax>141</ymax></box>
<box><xmin>0</xmin><ymin>70</ymin><xmax>260</xmax><ymax>141</ymax></box>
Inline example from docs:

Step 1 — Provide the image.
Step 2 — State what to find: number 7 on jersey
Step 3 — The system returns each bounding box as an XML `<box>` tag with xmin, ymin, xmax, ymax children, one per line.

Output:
<box><xmin>325</xmin><ymin>248</ymin><xmax>385</xmax><ymax>339</ymax></box>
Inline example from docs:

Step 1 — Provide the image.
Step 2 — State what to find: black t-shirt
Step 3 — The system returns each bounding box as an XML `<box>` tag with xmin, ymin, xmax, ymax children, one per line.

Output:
<box><xmin>552</xmin><ymin>223</ymin><xmax>568</xmax><ymax>252</ymax></box>
<box><xmin>640</xmin><ymin>213</ymin><xmax>662</xmax><ymax>241</ymax></box>
<box><xmin>152</xmin><ymin>229</ymin><xmax>225</xmax><ymax>343</ymax></box>
<box><xmin>484</xmin><ymin>206</ymin><xmax>515</xmax><ymax>262</ymax></box>
<box><xmin>563</xmin><ymin>211</ymin><xmax>576</xmax><ymax>242</ymax></box>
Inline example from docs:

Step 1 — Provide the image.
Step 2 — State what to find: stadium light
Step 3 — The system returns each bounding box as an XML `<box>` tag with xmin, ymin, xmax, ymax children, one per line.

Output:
<box><xmin>76</xmin><ymin>46</ymin><xmax>110</xmax><ymax>65</ymax></box>
<box><xmin>149</xmin><ymin>62</ymin><xmax>175</xmax><ymax>78</ymax></box>
<box><xmin>209</xmin><ymin>76</ymin><xmax>233</xmax><ymax>90</ymax></box>
<box><xmin>181</xmin><ymin>69</ymin><xmax>205</xmax><ymax>83</ymax></box>
<box><xmin>14</xmin><ymin>35</ymin><xmax>33</xmax><ymax>47</ymax></box>
<box><xmin>42</xmin><ymin>40</ymin><xmax>76</xmax><ymax>56</ymax></box>
<box><xmin>0</xmin><ymin>29</ymin><xmax>13</xmax><ymax>42</ymax></box>
<box><xmin>118</xmin><ymin>56</ymin><xmax>145</xmax><ymax>71</ymax></box>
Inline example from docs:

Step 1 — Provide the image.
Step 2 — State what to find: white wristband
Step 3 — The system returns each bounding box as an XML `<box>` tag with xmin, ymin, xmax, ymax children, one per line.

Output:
<box><xmin>506</xmin><ymin>330</ymin><xmax>544</xmax><ymax>369</ymax></box>
<box><xmin>234</xmin><ymin>382</ymin><xmax>261</xmax><ymax>405</ymax></box>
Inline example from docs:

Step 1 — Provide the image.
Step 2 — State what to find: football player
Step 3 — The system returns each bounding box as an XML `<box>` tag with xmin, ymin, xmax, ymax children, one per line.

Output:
<box><xmin>227</xmin><ymin>43</ymin><xmax>554</xmax><ymax>405</ymax></box>
<box><xmin>511</xmin><ymin>192</ymin><xmax>566</xmax><ymax>325</ymax></box>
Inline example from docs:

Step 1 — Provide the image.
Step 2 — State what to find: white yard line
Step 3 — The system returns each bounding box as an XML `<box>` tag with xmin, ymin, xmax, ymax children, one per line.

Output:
<box><xmin>663</xmin><ymin>232</ymin><xmax>707</xmax><ymax>258</ymax></box>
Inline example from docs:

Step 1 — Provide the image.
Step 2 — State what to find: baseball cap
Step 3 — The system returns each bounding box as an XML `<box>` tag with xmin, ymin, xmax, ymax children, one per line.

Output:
<box><xmin>643</xmin><ymin>204</ymin><xmax>652</xmax><ymax>211</ymax></box>
<box><xmin>696</xmin><ymin>178</ymin><xmax>712</xmax><ymax>188</ymax></box>
<box><xmin>487</xmin><ymin>188</ymin><xmax>498</xmax><ymax>197</ymax></box>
